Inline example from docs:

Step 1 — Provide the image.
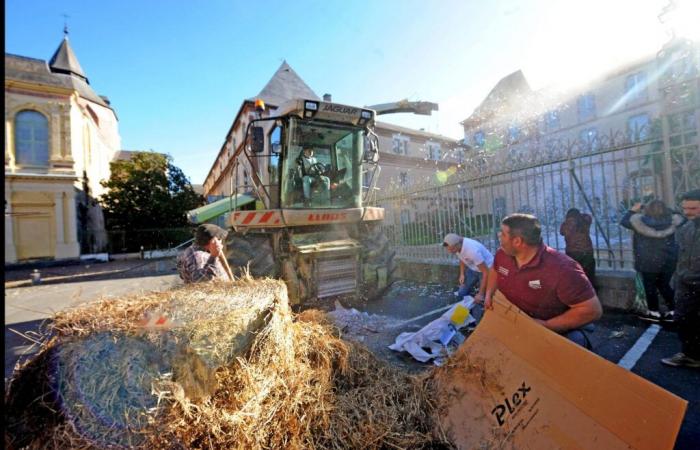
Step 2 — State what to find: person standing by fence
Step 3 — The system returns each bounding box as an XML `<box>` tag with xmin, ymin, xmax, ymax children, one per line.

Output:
<box><xmin>559</xmin><ymin>208</ymin><xmax>596</xmax><ymax>285</ymax></box>
<box><xmin>620</xmin><ymin>200</ymin><xmax>684</xmax><ymax>323</ymax></box>
<box><xmin>661</xmin><ymin>189</ymin><xmax>700</xmax><ymax>368</ymax></box>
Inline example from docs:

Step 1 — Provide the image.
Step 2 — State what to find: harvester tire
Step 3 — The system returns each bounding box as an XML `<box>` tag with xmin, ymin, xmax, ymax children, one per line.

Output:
<box><xmin>225</xmin><ymin>234</ymin><xmax>277</xmax><ymax>278</ymax></box>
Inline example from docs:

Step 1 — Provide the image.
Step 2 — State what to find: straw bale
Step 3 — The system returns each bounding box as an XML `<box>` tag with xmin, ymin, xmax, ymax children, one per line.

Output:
<box><xmin>5</xmin><ymin>278</ymin><xmax>453</xmax><ymax>449</ymax></box>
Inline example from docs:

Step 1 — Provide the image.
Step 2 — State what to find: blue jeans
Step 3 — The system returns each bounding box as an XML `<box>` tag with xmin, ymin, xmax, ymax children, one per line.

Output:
<box><xmin>456</xmin><ymin>269</ymin><xmax>482</xmax><ymax>298</ymax></box>
<box><xmin>302</xmin><ymin>175</ymin><xmax>330</xmax><ymax>201</ymax></box>
<box><xmin>564</xmin><ymin>324</ymin><xmax>594</xmax><ymax>350</ymax></box>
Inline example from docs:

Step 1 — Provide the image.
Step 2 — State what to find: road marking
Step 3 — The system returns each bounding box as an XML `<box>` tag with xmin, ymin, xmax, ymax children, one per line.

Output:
<box><xmin>392</xmin><ymin>304</ymin><xmax>453</xmax><ymax>328</ymax></box>
<box><xmin>617</xmin><ymin>324</ymin><xmax>661</xmax><ymax>370</ymax></box>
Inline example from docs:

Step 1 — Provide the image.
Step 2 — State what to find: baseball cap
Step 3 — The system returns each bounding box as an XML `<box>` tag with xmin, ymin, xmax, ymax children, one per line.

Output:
<box><xmin>443</xmin><ymin>233</ymin><xmax>462</xmax><ymax>247</ymax></box>
<box><xmin>195</xmin><ymin>224</ymin><xmax>228</xmax><ymax>246</ymax></box>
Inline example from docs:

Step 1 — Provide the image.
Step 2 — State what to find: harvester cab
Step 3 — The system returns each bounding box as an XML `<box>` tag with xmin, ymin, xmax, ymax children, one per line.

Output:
<box><xmin>245</xmin><ymin>98</ymin><xmax>379</xmax><ymax>213</ymax></box>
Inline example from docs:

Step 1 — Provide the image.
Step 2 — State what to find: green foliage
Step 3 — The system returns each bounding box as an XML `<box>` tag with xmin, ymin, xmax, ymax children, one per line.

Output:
<box><xmin>100</xmin><ymin>152</ymin><xmax>204</xmax><ymax>243</ymax></box>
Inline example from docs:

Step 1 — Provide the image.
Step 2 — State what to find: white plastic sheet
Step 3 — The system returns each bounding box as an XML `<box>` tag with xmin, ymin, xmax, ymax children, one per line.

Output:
<box><xmin>389</xmin><ymin>296</ymin><xmax>476</xmax><ymax>364</ymax></box>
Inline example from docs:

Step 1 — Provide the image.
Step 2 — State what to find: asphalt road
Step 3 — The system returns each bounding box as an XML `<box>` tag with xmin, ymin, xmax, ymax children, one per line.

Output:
<box><xmin>342</xmin><ymin>280</ymin><xmax>700</xmax><ymax>450</ymax></box>
<box><xmin>4</xmin><ymin>274</ymin><xmax>698</xmax><ymax>449</ymax></box>
<box><xmin>4</xmin><ymin>270</ymin><xmax>182</xmax><ymax>381</ymax></box>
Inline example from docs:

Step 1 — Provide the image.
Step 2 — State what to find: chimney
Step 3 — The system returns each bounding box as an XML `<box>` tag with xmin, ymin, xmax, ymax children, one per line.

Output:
<box><xmin>323</xmin><ymin>93</ymin><xmax>332</xmax><ymax>101</ymax></box>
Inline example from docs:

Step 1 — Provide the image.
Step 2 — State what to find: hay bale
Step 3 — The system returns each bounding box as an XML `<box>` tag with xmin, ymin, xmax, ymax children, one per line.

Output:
<box><xmin>5</xmin><ymin>278</ymin><xmax>452</xmax><ymax>449</ymax></box>
<box><xmin>5</xmin><ymin>279</ymin><xmax>283</xmax><ymax>449</ymax></box>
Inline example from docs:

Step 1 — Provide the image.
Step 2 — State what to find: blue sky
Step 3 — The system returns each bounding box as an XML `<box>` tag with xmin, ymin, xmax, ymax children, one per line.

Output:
<box><xmin>6</xmin><ymin>0</ymin><xmax>683</xmax><ymax>184</ymax></box>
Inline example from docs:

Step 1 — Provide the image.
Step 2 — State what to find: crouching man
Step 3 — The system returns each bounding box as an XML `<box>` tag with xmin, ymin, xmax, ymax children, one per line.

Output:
<box><xmin>177</xmin><ymin>224</ymin><xmax>231</xmax><ymax>284</ymax></box>
<box><xmin>485</xmin><ymin>214</ymin><xmax>602</xmax><ymax>348</ymax></box>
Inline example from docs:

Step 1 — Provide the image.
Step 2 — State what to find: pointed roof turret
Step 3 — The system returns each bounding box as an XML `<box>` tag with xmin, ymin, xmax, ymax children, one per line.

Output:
<box><xmin>253</xmin><ymin>60</ymin><xmax>319</xmax><ymax>106</ymax></box>
<box><xmin>49</xmin><ymin>36</ymin><xmax>88</xmax><ymax>82</ymax></box>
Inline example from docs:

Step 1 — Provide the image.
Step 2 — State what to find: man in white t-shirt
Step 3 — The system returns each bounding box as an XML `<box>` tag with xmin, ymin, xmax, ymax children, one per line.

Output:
<box><xmin>443</xmin><ymin>233</ymin><xmax>494</xmax><ymax>304</ymax></box>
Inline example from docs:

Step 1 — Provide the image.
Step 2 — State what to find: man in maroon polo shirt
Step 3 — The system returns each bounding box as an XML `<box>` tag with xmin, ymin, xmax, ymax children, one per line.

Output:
<box><xmin>484</xmin><ymin>214</ymin><xmax>602</xmax><ymax>347</ymax></box>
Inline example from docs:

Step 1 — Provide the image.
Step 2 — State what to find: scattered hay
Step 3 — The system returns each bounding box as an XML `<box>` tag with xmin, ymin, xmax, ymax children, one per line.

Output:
<box><xmin>5</xmin><ymin>278</ymin><xmax>452</xmax><ymax>449</ymax></box>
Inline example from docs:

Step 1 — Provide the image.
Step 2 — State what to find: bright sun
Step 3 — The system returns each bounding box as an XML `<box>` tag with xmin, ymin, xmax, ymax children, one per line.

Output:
<box><xmin>661</xmin><ymin>0</ymin><xmax>700</xmax><ymax>41</ymax></box>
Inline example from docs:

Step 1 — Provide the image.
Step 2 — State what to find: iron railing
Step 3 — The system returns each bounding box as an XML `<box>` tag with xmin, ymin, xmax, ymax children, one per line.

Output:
<box><xmin>375</xmin><ymin>119</ymin><xmax>699</xmax><ymax>270</ymax></box>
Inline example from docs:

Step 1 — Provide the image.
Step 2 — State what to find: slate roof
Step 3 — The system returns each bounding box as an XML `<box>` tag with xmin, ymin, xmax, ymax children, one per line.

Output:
<box><xmin>460</xmin><ymin>70</ymin><xmax>534</xmax><ymax>128</ymax></box>
<box><xmin>49</xmin><ymin>37</ymin><xmax>88</xmax><ymax>81</ymax></box>
<box><xmin>250</xmin><ymin>60</ymin><xmax>319</xmax><ymax>106</ymax></box>
<box><xmin>5</xmin><ymin>37</ymin><xmax>110</xmax><ymax>110</ymax></box>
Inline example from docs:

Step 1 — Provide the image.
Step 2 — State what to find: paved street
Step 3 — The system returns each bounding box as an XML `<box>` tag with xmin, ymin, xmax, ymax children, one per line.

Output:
<box><xmin>345</xmin><ymin>280</ymin><xmax>700</xmax><ymax>450</ymax></box>
<box><xmin>4</xmin><ymin>259</ymin><xmax>182</xmax><ymax>381</ymax></box>
<box><xmin>4</xmin><ymin>274</ymin><xmax>698</xmax><ymax>449</ymax></box>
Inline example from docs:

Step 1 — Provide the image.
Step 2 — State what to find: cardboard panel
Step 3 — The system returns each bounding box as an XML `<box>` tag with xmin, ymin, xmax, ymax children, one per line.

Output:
<box><xmin>433</xmin><ymin>292</ymin><xmax>687</xmax><ymax>450</ymax></box>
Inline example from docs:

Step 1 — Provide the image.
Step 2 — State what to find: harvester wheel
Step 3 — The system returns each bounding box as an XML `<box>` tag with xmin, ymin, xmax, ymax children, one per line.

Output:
<box><xmin>225</xmin><ymin>234</ymin><xmax>277</xmax><ymax>278</ymax></box>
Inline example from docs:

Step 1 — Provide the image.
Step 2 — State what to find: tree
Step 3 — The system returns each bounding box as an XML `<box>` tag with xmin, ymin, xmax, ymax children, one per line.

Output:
<box><xmin>100</xmin><ymin>152</ymin><xmax>204</xmax><ymax>250</ymax></box>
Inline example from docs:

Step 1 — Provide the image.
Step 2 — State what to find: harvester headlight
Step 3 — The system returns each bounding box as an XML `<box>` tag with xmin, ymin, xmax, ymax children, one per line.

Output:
<box><xmin>305</xmin><ymin>101</ymin><xmax>319</xmax><ymax>111</ymax></box>
<box><xmin>361</xmin><ymin>110</ymin><xmax>373</xmax><ymax>119</ymax></box>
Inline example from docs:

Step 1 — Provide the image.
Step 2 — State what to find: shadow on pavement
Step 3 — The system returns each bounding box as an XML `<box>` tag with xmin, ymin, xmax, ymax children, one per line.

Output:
<box><xmin>5</xmin><ymin>259</ymin><xmax>178</xmax><ymax>289</ymax></box>
<box><xmin>5</xmin><ymin>319</ymin><xmax>51</xmax><ymax>382</ymax></box>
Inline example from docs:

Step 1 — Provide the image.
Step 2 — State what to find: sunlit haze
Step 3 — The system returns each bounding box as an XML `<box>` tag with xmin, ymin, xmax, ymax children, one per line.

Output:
<box><xmin>6</xmin><ymin>0</ymin><xmax>693</xmax><ymax>184</ymax></box>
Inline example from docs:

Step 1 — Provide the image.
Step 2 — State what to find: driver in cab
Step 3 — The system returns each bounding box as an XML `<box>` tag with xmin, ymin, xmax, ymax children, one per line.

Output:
<box><xmin>297</xmin><ymin>147</ymin><xmax>330</xmax><ymax>205</ymax></box>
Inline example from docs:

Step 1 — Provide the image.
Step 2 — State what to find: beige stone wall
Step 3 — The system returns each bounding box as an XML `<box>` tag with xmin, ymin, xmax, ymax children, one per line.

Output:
<box><xmin>5</xmin><ymin>85</ymin><xmax>120</xmax><ymax>262</ymax></box>
<box><xmin>373</xmin><ymin>125</ymin><xmax>461</xmax><ymax>192</ymax></box>
<box><xmin>463</xmin><ymin>57</ymin><xmax>663</xmax><ymax>158</ymax></box>
<box><xmin>5</xmin><ymin>176</ymin><xmax>80</xmax><ymax>262</ymax></box>
<box><xmin>71</xmin><ymin>96</ymin><xmax>121</xmax><ymax>198</ymax></box>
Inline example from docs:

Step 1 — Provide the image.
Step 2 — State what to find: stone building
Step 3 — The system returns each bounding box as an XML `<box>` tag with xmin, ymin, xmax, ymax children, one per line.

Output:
<box><xmin>458</xmin><ymin>38</ymin><xmax>699</xmax><ymax>216</ymax></box>
<box><xmin>5</xmin><ymin>34</ymin><xmax>121</xmax><ymax>262</ymax></box>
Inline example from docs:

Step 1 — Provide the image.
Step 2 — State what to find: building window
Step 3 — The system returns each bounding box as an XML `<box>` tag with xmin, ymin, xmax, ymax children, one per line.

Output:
<box><xmin>392</xmin><ymin>134</ymin><xmax>409</xmax><ymax>155</ymax></box>
<box><xmin>454</xmin><ymin>147</ymin><xmax>466</xmax><ymax>164</ymax></box>
<box><xmin>627</xmin><ymin>113</ymin><xmax>650</xmax><ymax>142</ymax></box>
<box><xmin>625</xmin><ymin>72</ymin><xmax>647</xmax><ymax>102</ymax></box>
<box><xmin>399</xmin><ymin>172</ymin><xmax>409</xmax><ymax>187</ymax></box>
<box><xmin>577</xmin><ymin>93</ymin><xmax>596</xmax><ymax>122</ymax></box>
<box><xmin>427</xmin><ymin>142</ymin><xmax>441</xmax><ymax>160</ymax></box>
<box><xmin>579</xmin><ymin>127</ymin><xmax>598</xmax><ymax>151</ymax></box>
<box><xmin>545</xmin><ymin>110</ymin><xmax>560</xmax><ymax>131</ymax></box>
<box><xmin>508</xmin><ymin>125</ymin><xmax>520</xmax><ymax>144</ymax></box>
<box><xmin>473</xmin><ymin>131</ymin><xmax>485</xmax><ymax>148</ymax></box>
<box><xmin>14</xmin><ymin>110</ymin><xmax>49</xmax><ymax>166</ymax></box>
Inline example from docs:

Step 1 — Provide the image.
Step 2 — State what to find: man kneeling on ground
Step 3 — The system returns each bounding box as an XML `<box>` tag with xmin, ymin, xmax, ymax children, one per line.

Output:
<box><xmin>484</xmin><ymin>213</ymin><xmax>603</xmax><ymax>348</ymax></box>
<box><xmin>177</xmin><ymin>224</ymin><xmax>231</xmax><ymax>284</ymax></box>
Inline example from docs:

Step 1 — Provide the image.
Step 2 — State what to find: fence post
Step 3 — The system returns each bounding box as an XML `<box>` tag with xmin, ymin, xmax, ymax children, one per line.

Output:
<box><xmin>567</xmin><ymin>142</ymin><xmax>576</xmax><ymax>206</ymax></box>
<box><xmin>660</xmin><ymin>112</ymin><xmax>675</xmax><ymax>205</ymax></box>
<box><xmin>436</xmin><ymin>186</ymin><xmax>443</xmax><ymax>239</ymax></box>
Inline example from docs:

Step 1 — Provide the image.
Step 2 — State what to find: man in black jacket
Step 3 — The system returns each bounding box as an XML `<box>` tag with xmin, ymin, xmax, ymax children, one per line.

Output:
<box><xmin>662</xmin><ymin>189</ymin><xmax>700</xmax><ymax>368</ymax></box>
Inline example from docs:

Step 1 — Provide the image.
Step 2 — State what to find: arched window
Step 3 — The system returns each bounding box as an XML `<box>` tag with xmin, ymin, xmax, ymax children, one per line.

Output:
<box><xmin>15</xmin><ymin>110</ymin><xmax>49</xmax><ymax>166</ymax></box>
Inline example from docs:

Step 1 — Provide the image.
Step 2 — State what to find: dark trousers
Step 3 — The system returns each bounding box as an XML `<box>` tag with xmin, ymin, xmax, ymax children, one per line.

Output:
<box><xmin>566</xmin><ymin>251</ymin><xmax>596</xmax><ymax>286</ymax></box>
<box><xmin>676</xmin><ymin>285</ymin><xmax>700</xmax><ymax>359</ymax></box>
<box><xmin>640</xmin><ymin>271</ymin><xmax>675</xmax><ymax>312</ymax></box>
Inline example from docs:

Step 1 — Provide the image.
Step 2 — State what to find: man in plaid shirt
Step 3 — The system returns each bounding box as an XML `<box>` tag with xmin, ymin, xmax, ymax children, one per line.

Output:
<box><xmin>177</xmin><ymin>224</ymin><xmax>230</xmax><ymax>284</ymax></box>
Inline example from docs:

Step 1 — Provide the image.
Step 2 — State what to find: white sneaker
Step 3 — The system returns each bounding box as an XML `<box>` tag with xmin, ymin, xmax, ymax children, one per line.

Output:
<box><xmin>637</xmin><ymin>310</ymin><xmax>661</xmax><ymax>322</ymax></box>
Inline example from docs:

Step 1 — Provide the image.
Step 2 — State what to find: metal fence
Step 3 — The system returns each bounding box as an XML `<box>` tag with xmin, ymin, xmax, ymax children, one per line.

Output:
<box><xmin>80</xmin><ymin>228</ymin><xmax>194</xmax><ymax>254</ymax></box>
<box><xmin>375</xmin><ymin>120</ymin><xmax>699</xmax><ymax>270</ymax></box>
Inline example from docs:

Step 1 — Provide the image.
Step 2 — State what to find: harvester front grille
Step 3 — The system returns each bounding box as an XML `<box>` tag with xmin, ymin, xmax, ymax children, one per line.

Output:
<box><xmin>316</xmin><ymin>254</ymin><xmax>358</xmax><ymax>298</ymax></box>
